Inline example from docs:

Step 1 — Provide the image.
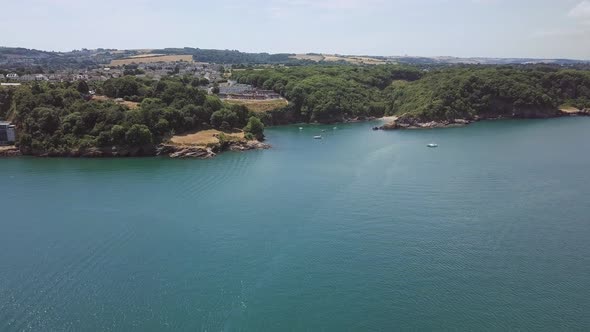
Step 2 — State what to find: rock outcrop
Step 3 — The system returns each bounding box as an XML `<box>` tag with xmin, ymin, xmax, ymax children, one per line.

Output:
<box><xmin>157</xmin><ymin>144</ymin><xmax>216</xmax><ymax>159</ymax></box>
<box><xmin>228</xmin><ymin>140</ymin><xmax>271</xmax><ymax>152</ymax></box>
<box><xmin>380</xmin><ymin>118</ymin><xmax>473</xmax><ymax>130</ymax></box>
<box><xmin>156</xmin><ymin>140</ymin><xmax>269</xmax><ymax>159</ymax></box>
<box><xmin>0</xmin><ymin>146</ymin><xmax>21</xmax><ymax>157</ymax></box>
<box><xmin>380</xmin><ymin>108</ymin><xmax>590</xmax><ymax>131</ymax></box>
<box><xmin>560</xmin><ymin>108</ymin><xmax>590</xmax><ymax>117</ymax></box>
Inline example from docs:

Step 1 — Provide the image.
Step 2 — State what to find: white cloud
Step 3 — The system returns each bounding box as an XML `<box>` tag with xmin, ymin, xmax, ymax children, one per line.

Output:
<box><xmin>570</xmin><ymin>1</ymin><xmax>590</xmax><ymax>22</ymax></box>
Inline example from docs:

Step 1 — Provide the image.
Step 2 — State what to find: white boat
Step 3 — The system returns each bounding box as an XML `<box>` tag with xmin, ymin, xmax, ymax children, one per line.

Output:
<box><xmin>299</xmin><ymin>127</ymin><xmax>303</xmax><ymax>130</ymax></box>
<box><xmin>427</xmin><ymin>143</ymin><xmax>438</xmax><ymax>148</ymax></box>
<box><xmin>314</xmin><ymin>135</ymin><xmax>323</xmax><ymax>139</ymax></box>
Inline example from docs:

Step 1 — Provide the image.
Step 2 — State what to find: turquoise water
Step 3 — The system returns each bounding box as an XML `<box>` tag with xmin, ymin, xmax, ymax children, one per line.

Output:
<box><xmin>1</xmin><ymin>117</ymin><xmax>590</xmax><ymax>331</ymax></box>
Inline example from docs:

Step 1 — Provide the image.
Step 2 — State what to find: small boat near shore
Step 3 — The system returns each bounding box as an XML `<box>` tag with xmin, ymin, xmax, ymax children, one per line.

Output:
<box><xmin>314</xmin><ymin>135</ymin><xmax>323</xmax><ymax>140</ymax></box>
<box><xmin>427</xmin><ymin>143</ymin><xmax>438</xmax><ymax>148</ymax></box>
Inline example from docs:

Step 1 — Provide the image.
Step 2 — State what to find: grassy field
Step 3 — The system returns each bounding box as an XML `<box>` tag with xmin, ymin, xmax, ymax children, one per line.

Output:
<box><xmin>224</xmin><ymin>99</ymin><xmax>288</xmax><ymax>112</ymax></box>
<box><xmin>0</xmin><ymin>145</ymin><xmax>17</xmax><ymax>152</ymax></box>
<box><xmin>291</xmin><ymin>54</ymin><xmax>325</xmax><ymax>62</ymax></box>
<box><xmin>170</xmin><ymin>129</ymin><xmax>244</xmax><ymax>146</ymax></box>
<box><xmin>110</xmin><ymin>55</ymin><xmax>193</xmax><ymax>66</ymax></box>
<box><xmin>291</xmin><ymin>54</ymin><xmax>387</xmax><ymax>65</ymax></box>
<box><xmin>560</xmin><ymin>106</ymin><xmax>583</xmax><ymax>113</ymax></box>
<box><xmin>128</xmin><ymin>53</ymin><xmax>165</xmax><ymax>59</ymax></box>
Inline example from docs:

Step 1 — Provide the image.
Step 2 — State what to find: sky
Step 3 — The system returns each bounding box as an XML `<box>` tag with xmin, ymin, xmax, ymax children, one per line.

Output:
<box><xmin>1</xmin><ymin>0</ymin><xmax>590</xmax><ymax>59</ymax></box>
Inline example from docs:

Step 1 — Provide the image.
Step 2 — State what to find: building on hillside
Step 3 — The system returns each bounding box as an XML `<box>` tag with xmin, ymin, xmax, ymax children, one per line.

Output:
<box><xmin>19</xmin><ymin>75</ymin><xmax>36</xmax><ymax>82</ymax></box>
<box><xmin>0</xmin><ymin>83</ymin><xmax>21</xmax><ymax>86</ymax></box>
<box><xmin>0</xmin><ymin>74</ymin><xmax>4</xmax><ymax>80</ymax></box>
<box><xmin>0</xmin><ymin>121</ymin><xmax>16</xmax><ymax>145</ymax></box>
<box><xmin>48</xmin><ymin>74</ymin><xmax>64</xmax><ymax>82</ymax></box>
<box><xmin>6</xmin><ymin>73</ymin><xmax>18</xmax><ymax>79</ymax></box>
<box><xmin>73</xmin><ymin>74</ymin><xmax>89</xmax><ymax>81</ymax></box>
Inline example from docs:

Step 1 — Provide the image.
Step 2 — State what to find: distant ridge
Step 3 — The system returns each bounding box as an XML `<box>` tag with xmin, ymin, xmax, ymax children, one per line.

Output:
<box><xmin>1</xmin><ymin>46</ymin><xmax>589</xmax><ymax>70</ymax></box>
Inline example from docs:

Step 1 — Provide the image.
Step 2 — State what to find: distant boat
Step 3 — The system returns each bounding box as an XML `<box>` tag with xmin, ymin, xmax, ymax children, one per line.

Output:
<box><xmin>299</xmin><ymin>127</ymin><xmax>303</xmax><ymax>130</ymax></box>
<box><xmin>427</xmin><ymin>143</ymin><xmax>438</xmax><ymax>148</ymax></box>
<box><xmin>321</xmin><ymin>129</ymin><xmax>326</xmax><ymax>132</ymax></box>
<box><xmin>333</xmin><ymin>127</ymin><xmax>337</xmax><ymax>130</ymax></box>
<box><xmin>314</xmin><ymin>135</ymin><xmax>323</xmax><ymax>139</ymax></box>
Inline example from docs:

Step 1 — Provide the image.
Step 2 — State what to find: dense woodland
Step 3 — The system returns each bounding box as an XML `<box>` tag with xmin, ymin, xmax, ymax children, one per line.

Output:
<box><xmin>0</xmin><ymin>76</ymin><xmax>263</xmax><ymax>154</ymax></box>
<box><xmin>234</xmin><ymin>65</ymin><xmax>590</xmax><ymax>123</ymax></box>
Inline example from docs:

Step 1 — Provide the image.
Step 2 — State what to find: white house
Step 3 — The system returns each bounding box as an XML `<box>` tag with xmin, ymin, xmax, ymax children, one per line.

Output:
<box><xmin>0</xmin><ymin>121</ymin><xmax>16</xmax><ymax>145</ymax></box>
<box><xmin>6</xmin><ymin>73</ymin><xmax>18</xmax><ymax>79</ymax></box>
<box><xmin>73</xmin><ymin>74</ymin><xmax>88</xmax><ymax>81</ymax></box>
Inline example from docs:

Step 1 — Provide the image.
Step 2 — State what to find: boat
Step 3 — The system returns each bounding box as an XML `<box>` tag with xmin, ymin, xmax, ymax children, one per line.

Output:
<box><xmin>333</xmin><ymin>127</ymin><xmax>337</xmax><ymax>130</ymax></box>
<box><xmin>299</xmin><ymin>127</ymin><xmax>303</xmax><ymax>130</ymax></box>
<box><xmin>427</xmin><ymin>143</ymin><xmax>438</xmax><ymax>148</ymax></box>
<box><xmin>314</xmin><ymin>135</ymin><xmax>323</xmax><ymax>139</ymax></box>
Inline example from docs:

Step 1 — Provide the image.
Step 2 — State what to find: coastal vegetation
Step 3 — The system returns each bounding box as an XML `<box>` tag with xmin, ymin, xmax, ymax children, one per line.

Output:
<box><xmin>0</xmin><ymin>76</ymin><xmax>265</xmax><ymax>156</ymax></box>
<box><xmin>233</xmin><ymin>65</ymin><xmax>422</xmax><ymax>123</ymax></box>
<box><xmin>234</xmin><ymin>65</ymin><xmax>590</xmax><ymax>123</ymax></box>
<box><xmin>2</xmin><ymin>62</ymin><xmax>590</xmax><ymax>157</ymax></box>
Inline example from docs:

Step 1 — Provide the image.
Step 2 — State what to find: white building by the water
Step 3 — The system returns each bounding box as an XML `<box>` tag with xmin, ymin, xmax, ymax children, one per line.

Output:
<box><xmin>0</xmin><ymin>121</ymin><xmax>16</xmax><ymax>145</ymax></box>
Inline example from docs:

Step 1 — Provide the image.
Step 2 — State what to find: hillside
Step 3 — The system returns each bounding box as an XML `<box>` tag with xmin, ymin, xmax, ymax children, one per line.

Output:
<box><xmin>2</xmin><ymin>47</ymin><xmax>589</xmax><ymax>71</ymax></box>
<box><xmin>233</xmin><ymin>65</ymin><xmax>590</xmax><ymax>123</ymax></box>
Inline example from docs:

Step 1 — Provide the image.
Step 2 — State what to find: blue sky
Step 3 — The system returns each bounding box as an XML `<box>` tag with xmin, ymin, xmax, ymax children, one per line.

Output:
<box><xmin>1</xmin><ymin>0</ymin><xmax>590</xmax><ymax>59</ymax></box>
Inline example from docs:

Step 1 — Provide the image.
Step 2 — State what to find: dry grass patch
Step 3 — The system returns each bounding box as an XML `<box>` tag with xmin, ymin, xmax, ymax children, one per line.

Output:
<box><xmin>92</xmin><ymin>95</ymin><xmax>140</xmax><ymax>109</ymax></box>
<box><xmin>110</xmin><ymin>55</ymin><xmax>193</xmax><ymax>66</ymax></box>
<box><xmin>120</xmin><ymin>100</ymin><xmax>140</xmax><ymax>109</ymax></box>
<box><xmin>128</xmin><ymin>53</ymin><xmax>165</xmax><ymax>59</ymax></box>
<box><xmin>0</xmin><ymin>145</ymin><xmax>17</xmax><ymax>152</ymax></box>
<box><xmin>170</xmin><ymin>129</ymin><xmax>244</xmax><ymax>146</ymax></box>
<box><xmin>560</xmin><ymin>106</ymin><xmax>582</xmax><ymax>113</ymax></box>
<box><xmin>291</xmin><ymin>54</ymin><xmax>325</xmax><ymax>62</ymax></box>
<box><xmin>224</xmin><ymin>99</ymin><xmax>288</xmax><ymax>112</ymax></box>
<box><xmin>291</xmin><ymin>54</ymin><xmax>386</xmax><ymax>65</ymax></box>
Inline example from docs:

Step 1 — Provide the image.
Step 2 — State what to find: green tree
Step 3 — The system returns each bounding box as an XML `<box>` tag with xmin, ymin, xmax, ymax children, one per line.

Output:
<box><xmin>97</xmin><ymin>131</ymin><xmax>112</xmax><ymax>147</ymax></box>
<box><xmin>111</xmin><ymin>125</ymin><xmax>126</xmax><ymax>145</ymax></box>
<box><xmin>77</xmin><ymin>80</ymin><xmax>89</xmax><ymax>94</ymax></box>
<box><xmin>243</xmin><ymin>116</ymin><xmax>264</xmax><ymax>140</ymax></box>
<box><xmin>210</xmin><ymin>109</ymin><xmax>238</xmax><ymax>129</ymax></box>
<box><xmin>125</xmin><ymin>124</ymin><xmax>153</xmax><ymax>146</ymax></box>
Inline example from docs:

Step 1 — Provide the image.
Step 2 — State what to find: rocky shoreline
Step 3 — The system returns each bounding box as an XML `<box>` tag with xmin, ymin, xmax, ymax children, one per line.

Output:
<box><xmin>1</xmin><ymin>140</ymin><xmax>270</xmax><ymax>159</ymax></box>
<box><xmin>157</xmin><ymin>140</ymin><xmax>270</xmax><ymax>159</ymax></box>
<box><xmin>0</xmin><ymin>146</ymin><xmax>21</xmax><ymax>157</ymax></box>
<box><xmin>379</xmin><ymin>109</ymin><xmax>590</xmax><ymax>130</ymax></box>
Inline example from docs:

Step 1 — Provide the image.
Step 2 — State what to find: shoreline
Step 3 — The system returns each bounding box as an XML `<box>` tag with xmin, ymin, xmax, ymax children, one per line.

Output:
<box><xmin>378</xmin><ymin>109</ymin><xmax>590</xmax><ymax>130</ymax></box>
<box><xmin>3</xmin><ymin>110</ymin><xmax>588</xmax><ymax>159</ymax></box>
<box><xmin>1</xmin><ymin>140</ymin><xmax>270</xmax><ymax>159</ymax></box>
